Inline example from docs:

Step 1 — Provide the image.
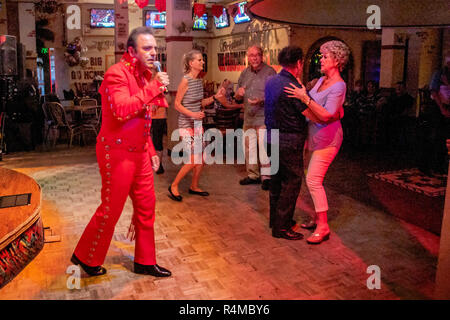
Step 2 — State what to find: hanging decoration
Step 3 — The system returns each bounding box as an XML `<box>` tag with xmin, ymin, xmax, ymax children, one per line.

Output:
<box><xmin>135</xmin><ymin>0</ymin><xmax>148</xmax><ymax>9</ymax></box>
<box><xmin>155</xmin><ymin>0</ymin><xmax>166</xmax><ymax>13</ymax></box>
<box><xmin>212</xmin><ymin>5</ymin><xmax>224</xmax><ymax>19</ymax></box>
<box><xmin>64</xmin><ymin>37</ymin><xmax>82</xmax><ymax>67</ymax></box>
<box><xmin>193</xmin><ymin>3</ymin><xmax>206</xmax><ymax>18</ymax></box>
<box><xmin>227</xmin><ymin>3</ymin><xmax>240</xmax><ymax>18</ymax></box>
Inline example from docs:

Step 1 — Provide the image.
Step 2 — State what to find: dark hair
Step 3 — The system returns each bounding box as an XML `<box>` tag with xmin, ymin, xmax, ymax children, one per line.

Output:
<box><xmin>278</xmin><ymin>46</ymin><xmax>303</xmax><ymax>68</ymax></box>
<box><xmin>127</xmin><ymin>26</ymin><xmax>154</xmax><ymax>52</ymax></box>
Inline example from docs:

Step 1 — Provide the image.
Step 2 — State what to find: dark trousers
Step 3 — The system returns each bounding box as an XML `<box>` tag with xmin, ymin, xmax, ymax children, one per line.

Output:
<box><xmin>269</xmin><ymin>133</ymin><xmax>305</xmax><ymax>232</ymax></box>
<box><xmin>150</xmin><ymin>118</ymin><xmax>167</xmax><ymax>151</ymax></box>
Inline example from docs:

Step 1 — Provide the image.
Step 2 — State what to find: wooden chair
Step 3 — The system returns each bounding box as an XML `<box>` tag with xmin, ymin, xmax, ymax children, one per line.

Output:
<box><xmin>79</xmin><ymin>98</ymin><xmax>99</xmax><ymax>120</ymax></box>
<box><xmin>47</xmin><ymin>102</ymin><xmax>83</xmax><ymax>148</ymax></box>
<box><xmin>214</xmin><ymin>108</ymin><xmax>241</xmax><ymax>135</ymax></box>
<box><xmin>203</xmin><ymin>81</ymin><xmax>215</xmax><ymax>98</ymax></box>
<box><xmin>41</xmin><ymin>103</ymin><xmax>54</xmax><ymax>147</ymax></box>
<box><xmin>213</xmin><ymin>108</ymin><xmax>241</xmax><ymax>156</ymax></box>
<box><xmin>79</xmin><ymin>98</ymin><xmax>98</xmax><ymax>108</ymax></box>
<box><xmin>79</xmin><ymin>98</ymin><xmax>101</xmax><ymax>141</ymax></box>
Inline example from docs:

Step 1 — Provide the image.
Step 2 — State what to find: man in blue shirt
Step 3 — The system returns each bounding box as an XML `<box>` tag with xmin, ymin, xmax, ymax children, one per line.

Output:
<box><xmin>265</xmin><ymin>46</ymin><xmax>337</xmax><ymax>240</ymax></box>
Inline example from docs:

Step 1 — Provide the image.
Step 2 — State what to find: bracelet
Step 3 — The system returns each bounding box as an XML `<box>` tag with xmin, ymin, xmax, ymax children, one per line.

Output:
<box><xmin>307</xmin><ymin>97</ymin><xmax>312</xmax><ymax>106</ymax></box>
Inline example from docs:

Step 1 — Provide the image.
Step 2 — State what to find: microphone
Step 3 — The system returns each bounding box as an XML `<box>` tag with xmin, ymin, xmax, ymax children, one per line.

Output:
<box><xmin>153</xmin><ymin>61</ymin><xmax>163</xmax><ymax>72</ymax></box>
<box><xmin>153</xmin><ymin>61</ymin><xmax>168</xmax><ymax>94</ymax></box>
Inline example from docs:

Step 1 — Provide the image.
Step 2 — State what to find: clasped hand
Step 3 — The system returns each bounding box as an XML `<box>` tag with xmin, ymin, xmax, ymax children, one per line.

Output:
<box><xmin>236</xmin><ymin>86</ymin><xmax>246</xmax><ymax>97</ymax></box>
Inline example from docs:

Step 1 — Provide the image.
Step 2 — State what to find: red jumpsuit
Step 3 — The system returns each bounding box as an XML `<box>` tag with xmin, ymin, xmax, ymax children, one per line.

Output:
<box><xmin>73</xmin><ymin>53</ymin><xmax>168</xmax><ymax>267</ymax></box>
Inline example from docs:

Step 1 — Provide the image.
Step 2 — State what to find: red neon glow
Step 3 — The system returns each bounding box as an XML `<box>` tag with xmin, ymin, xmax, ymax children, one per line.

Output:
<box><xmin>53</xmin><ymin>50</ymin><xmax>57</xmax><ymax>94</ymax></box>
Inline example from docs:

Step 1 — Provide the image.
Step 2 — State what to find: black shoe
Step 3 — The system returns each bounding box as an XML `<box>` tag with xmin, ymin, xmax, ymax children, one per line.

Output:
<box><xmin>239</xmin><ymin>177</ymin><xmax>261</xmax><ymax>185</ymax></box>
<box><xmin>300</xmin><ymin>220</ymin><xmax>317</xmax><ymax>230</ymax></box>
<box><xmin>168</xmin><ymin>185</ymin><xmax>182</xmax><ymax>201</ymax></box>
<box><xmin>272</xmin><ymin>228</ymin><xmax>304</xmax><ymax>240</ymax></box>
<box><xmin>188</xmin><ymin>189</ymin><xmax>209</xmax><ymax>196</ymax></box>
<box><xmin>270</xmin><ymin>219</ymin><xmax>296</xmax><ymax>229</ymax></box>
<box><xmin>70</xmin><ymin>253</ymin><xmax>107</xmax><ymax>277</ymax></box>
<box><xmin>156</xmin><ymin>164</ymin><xmax>164</xmax><ymax>174</ymax></box>
<box><xmin>134</xmin><ymin>262</ymin><xmax>172</xmax><ymax>277</ymax></box>
<box><xmin>261</xmin><ymin>179</ymin><xmax>271</xmax><ymax>190</ymax></box>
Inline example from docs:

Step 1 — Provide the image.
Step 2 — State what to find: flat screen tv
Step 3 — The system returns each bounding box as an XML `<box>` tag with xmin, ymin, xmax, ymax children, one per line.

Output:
<box><xmin>234</xmin><ymin>2</ymin><xmax>251</xmax><ymax>24</ymax></box>
<box><xmin>144</xmin><ymin>11</ymin><xmax>166</xmax><ymax>29</ymax></box>
<box><xmin>214</xmin><ymin>8</ymin><xmax>229</xmax><ymax>29</ymax></box>
<box><xmin>90</xmin><ymin>9</ymin><xmax>115</xmax><ymax>28</ymax></box>
<box><xmin>193</xmin><ymin>13</ymin><xmax>208</xmax><ymax>30</ymax></box>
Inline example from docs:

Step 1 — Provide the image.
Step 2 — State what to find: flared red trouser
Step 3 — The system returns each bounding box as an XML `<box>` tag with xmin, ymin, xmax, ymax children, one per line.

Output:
<box><xmin>73</xmin><ymin>142</ymin><xmax>156</xmax><ymax>267</ymax></box>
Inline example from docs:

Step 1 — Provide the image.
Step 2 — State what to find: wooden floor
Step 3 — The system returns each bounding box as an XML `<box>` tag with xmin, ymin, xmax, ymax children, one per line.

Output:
<box><xmin>0</xmin><ymin>145</ymin><xmax>440</xmax><ymax>299</ymax></box>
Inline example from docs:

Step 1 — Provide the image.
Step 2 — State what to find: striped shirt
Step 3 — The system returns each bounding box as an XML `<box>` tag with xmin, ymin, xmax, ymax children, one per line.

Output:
<box><xmin>179</xmin><ymin>75</ymin><xmax>204</xmax><ymax>128</ymax></box>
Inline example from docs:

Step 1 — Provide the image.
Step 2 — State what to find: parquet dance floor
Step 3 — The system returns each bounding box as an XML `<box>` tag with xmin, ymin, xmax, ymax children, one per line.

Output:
<box><xmin>0</xmin><ymin>146</ymin><xmax>440</xmax><ymax>299</ymax></box>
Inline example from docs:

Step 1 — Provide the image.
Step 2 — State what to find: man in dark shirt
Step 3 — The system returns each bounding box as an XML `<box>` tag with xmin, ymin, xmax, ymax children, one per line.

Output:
<box><xmin>265</xmin><ymin>46</ymin><xmax>337</xmax><ymax>240</ymax></box>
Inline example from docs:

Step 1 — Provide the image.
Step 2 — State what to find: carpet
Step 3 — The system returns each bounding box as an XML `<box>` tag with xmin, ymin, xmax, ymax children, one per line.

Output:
<box><xmin>367</xmin><ymin>168</ymin><xmax>447</xmax><ymax>197</ymax></box>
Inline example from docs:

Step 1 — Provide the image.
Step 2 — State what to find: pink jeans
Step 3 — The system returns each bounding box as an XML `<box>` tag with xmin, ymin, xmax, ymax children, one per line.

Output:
<box><xmin>304</xmin><ymin>146</ymin><xmax>340</xmax><ymax>213</ymax></box>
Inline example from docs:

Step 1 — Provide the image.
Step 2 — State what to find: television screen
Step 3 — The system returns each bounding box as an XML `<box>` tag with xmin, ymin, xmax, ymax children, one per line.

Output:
<box><xmin>193</xmin><ymin>13</ymin><xmax>208</xmax><ymax>30</ymax></box>
<box><xmin>234</xmin><ymin>2</ymin><xmax>251</xmax><ymax>24</ymax></box>
<box><xmin>145</xmin><ymin>11</ymin><xmax>166</xmax><ymax>29</ymax></box>
<box><xmin>214</xmin><ymin>8</ymin><xmax>229</xmax><ymax>29</ymax></box>
<box><xmin>90</xmin><ymin>9</ymin><xmax>115</xmax><ymax>28</ymax></box>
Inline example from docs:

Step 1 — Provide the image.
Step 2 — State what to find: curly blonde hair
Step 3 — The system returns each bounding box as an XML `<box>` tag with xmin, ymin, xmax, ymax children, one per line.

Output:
<box><xmin>320</xmin><ymin>40</ymin><xmax>350</xmax><ymax>72</ymax></box>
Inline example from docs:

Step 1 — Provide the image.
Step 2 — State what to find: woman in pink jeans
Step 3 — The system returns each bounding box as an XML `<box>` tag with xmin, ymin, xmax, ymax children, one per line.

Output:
<box><xmin>285</xmin><ymin>40</ymin><xmax>350</xmax><ymax>244</ymax></box>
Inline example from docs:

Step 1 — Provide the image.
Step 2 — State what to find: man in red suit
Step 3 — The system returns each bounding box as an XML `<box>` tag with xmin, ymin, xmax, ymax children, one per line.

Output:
<box><xmin>71</xmin><ymin>27</ymin><xmax>171</xmax><ymax>277</ymax></box>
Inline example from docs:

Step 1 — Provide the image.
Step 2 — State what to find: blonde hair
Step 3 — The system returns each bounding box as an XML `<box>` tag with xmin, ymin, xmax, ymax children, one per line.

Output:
<box><xmin>182</xmin><ymin>50</ymin><xmax>202</xmax><ymax>74</ymax></box>
<box><xmin>320</xmin><ymin>40</ymin><xmax>350</xmax><ymax>72</ymax></box>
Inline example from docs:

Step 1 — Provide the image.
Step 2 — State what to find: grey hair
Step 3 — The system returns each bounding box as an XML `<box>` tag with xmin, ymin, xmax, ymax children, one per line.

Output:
<box><xmin>247</xmin><ymin>45</ymin><xmax>263</xmax><ymax>56</ymax></box>
<box><xmin>320</xmin><ymin>40</ymin><xmax>350</xmax><ymax>72</ymax></box>
<box><xmin>182</xmin><ymin>50</ymin><xmax>202</xmax><ymax>74</ymax></box>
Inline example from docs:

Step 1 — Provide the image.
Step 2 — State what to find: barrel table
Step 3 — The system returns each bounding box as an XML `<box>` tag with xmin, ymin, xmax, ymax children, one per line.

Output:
<box><xmin>0</xmin><ymin>167</ymin><xmax>44</xmax><ymax>289</ymax></box>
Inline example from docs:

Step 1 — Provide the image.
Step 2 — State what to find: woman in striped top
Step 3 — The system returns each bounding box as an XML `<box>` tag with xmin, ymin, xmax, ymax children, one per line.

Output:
<box><xmin>168</xmin><ymin>50</ymin><xmax>224</xmax><ymax>201</ymax></box>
